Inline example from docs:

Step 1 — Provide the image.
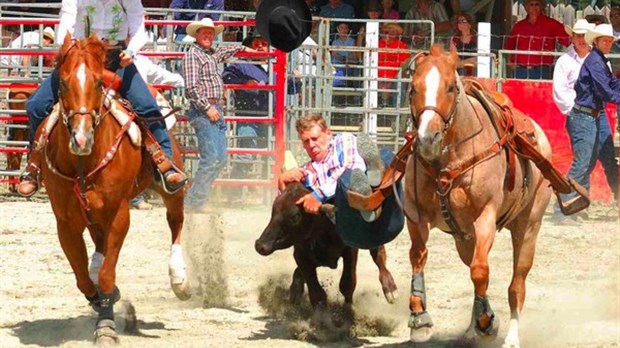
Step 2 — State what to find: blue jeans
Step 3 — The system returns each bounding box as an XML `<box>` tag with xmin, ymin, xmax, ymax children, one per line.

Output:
<box><xmin>230</xmin><ymin>124</ymin><xmax>260</xmax><ymax>179</ymax></box>
<box><xmin>185</xmin><ymin>105</ymin><xmax>228</xmax><ymax>207</ymax></box>
<box><xmin>334</xmin><ymin>149</ymin><xmax>405</xmax><ymax>249</ymax></box>
<box><xmin>26</xmin><ymin>63</ymin><xmax>173</xmax><ymax>159</ymax></box>
<box><xmin>560</xmin><ymin>109</ymin><xmax>618</xmax><ymax>203</ymax></box>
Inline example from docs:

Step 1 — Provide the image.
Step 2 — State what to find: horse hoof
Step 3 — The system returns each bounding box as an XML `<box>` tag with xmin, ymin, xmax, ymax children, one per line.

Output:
<box><xmin>383</xmin><ymin>289</ymin><xmax>398</xmax><ymax>304</ymax></box>
<box><xmin>409</xmin><ymin>311</ymin><xmax>433</xmax><ymax>343</ymax></box>
<box><xmin>171</xmin><ymin>277</ymin><xmax>192</xmax><ymax>301</ymax></box>
<box><xmin>409</xmin><ymin>326</ymin><xmax>433</xmax><ymax>343</ymax></box>
<box><xmin>94</xmin><ymin>319</ymin><xmax>119</xmax><ymax>346</ymax></box>
<box><xmin>475</xmin><ymin>316</ymin><xmax>499</xmax><ymax>339</ymax></box>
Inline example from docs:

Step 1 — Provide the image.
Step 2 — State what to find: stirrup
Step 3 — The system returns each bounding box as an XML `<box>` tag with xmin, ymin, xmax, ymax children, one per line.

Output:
<box><xmin>17</xmin><ymin>164</ymin><xmax>40</xmax><ymax>198</ymax></box>
<box><xmin>556</xmin><ymin>178</ymin><xmax>590</xmax><ymax>216</ymax></box>
<box><xmin>158</xmin><ymin>169</ymin><xmax>187</xmax><ymax>194</ymax></box>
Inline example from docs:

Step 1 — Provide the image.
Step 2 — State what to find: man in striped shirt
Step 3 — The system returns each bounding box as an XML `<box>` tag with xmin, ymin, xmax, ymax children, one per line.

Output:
<box><xmin>180</xmin><ymin>18</ymin><xmax>258</xmax><ymax>212</ymax></box>
<box><xmin>279</xmin><ymin>114</ymin><xmax>366</xmax><ymax>214</ymax></box>
<box><xmin>279</xmin><ymin>114</ymin><xmax>405</xmax><ymax>249</ymax></box>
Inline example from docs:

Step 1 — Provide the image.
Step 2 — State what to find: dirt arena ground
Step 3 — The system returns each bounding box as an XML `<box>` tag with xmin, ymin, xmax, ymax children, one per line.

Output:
<box><xmin>0</xmin><ymin>194</ymin><xmax>618</xmax><ymax>348</ymax></box>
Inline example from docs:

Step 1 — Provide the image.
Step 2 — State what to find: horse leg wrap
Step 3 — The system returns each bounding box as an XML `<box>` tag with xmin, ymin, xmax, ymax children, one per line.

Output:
<box><xmin>408</xmin><ymin>273</ymin><xmax>433</xmax><ymax>329</ymax></box>
<box><xmin>87</xmin><ymin>286</ymin><xmax>121</xmax><ymax>320</ymax></box>
<box><xmin>473</xmin><ymin>294</ymin><xmax>497</xmax><ymax>335</ymax></box>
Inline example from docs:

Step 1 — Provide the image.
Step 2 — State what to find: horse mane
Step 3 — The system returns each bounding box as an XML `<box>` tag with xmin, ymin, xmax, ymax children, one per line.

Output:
<box><xmin>56</xmin><ymin>35</ymin><xmax>107</xmax><ymax>78</ymax></box>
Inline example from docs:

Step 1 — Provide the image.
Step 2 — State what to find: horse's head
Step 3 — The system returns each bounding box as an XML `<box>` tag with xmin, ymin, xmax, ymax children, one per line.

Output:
<box><xmin>409</xmin><ymin>44</ymin><xmax>461</xmax><ymax>161</ymax></box>
<box><xmin>56</xmin><ymin>33</ymin><xmax>106</xmax><ymax>156</ymax></box>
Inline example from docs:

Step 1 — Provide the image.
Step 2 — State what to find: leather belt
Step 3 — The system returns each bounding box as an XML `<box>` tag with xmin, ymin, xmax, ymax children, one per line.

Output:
<box><xmin>573</xmin><ymin>104</ymin><xmax>601</xmax><ymax>117</ymax></box>
<box><xmin>207</xmin><ymin>98</ymin><xmax>219</xmax><ymax>104</ymax></box>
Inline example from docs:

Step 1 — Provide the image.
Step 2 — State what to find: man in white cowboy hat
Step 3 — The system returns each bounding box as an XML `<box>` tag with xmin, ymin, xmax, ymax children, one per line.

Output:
<box><xmin>559</xmin><ymin>23</ymin><xmax>619</xmax><ymax>212</ymax></box>
<box><xmin>550</xmin><ymin>19</ymin><xmax>595</xmax><ymax>224</ymax></box>
<box><xmin>180</xmin><ymin>17</ymin><xmax>259</xmax><ymax>213</ymax></box>
<box><xmin>0</xmin><ymin>26</ymin><xmax>55</xmax><ymax>70</ymax></box>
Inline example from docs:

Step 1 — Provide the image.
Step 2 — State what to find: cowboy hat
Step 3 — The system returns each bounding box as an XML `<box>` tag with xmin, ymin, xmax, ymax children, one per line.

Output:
<box><xmin>42</xmin><ymin>27</ymin><xmax>55</xmax><ymax>42</ymax></box>
<box><xmin>585</xmin><ymin>14</ymin><xmax>609</xmax><ymax>25</ymax></box>
<box><xmin>255</xmin><ymin>0</ymin><xmax>312</xmax><ymax>53</ymax></box>
<box><xmin>186</xmin><ymin>18</ymin><xmax>224</xmax><ymax>38</ymax></box>
<box><xmin>565</xmin><ymin>19</ymin><xmax>595</xmax><ymax>36</ymax></box>
<box><xmin>585</xmin><ymin>23</ymin><xmax>620</xmax><ymax>44</ymax></box>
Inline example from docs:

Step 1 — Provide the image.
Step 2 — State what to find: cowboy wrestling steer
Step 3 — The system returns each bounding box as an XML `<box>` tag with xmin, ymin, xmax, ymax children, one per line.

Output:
<box><xmin>255</xmin><ymin>181</ymin><xmax>397</xmax><ymax>311</ymax></box>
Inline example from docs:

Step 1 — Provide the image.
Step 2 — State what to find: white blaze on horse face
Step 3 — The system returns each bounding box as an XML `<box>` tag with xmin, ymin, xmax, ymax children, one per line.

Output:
<box><xmin>76</xmin><ymin>63</ymin><xmax>87</xmax><ymax>90</ymax></box>
<box><xmin>417</xmin><ymin>66</ymin><xmax>440</xmax><ymax>138</ymax></box>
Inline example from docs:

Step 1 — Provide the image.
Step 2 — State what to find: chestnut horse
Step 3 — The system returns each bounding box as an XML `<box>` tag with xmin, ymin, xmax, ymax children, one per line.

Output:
<box><xmin>35</xmin><ymin>34</ymin><xmax>190</xmax><ymax>344</ymax></box>
<box><xmin>404</xmin><ymin>45</ymin><xmax>552</xmax><ymax>347</ymax></box>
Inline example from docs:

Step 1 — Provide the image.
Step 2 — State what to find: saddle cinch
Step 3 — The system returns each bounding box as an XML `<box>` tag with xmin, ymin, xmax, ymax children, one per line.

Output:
<box><xmin>346</xmin><ymin>78</ymin><xmax>590</xmax><ymax>217</ymax></box>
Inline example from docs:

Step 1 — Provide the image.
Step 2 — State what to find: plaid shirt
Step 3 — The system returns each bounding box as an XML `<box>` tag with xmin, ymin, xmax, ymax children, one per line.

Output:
<box><xmin>181</xmin><ymin>43</ymin><xmax>245</xmax><ymax>111</ymax></box>
<box><xmin>302</xmin><ymin>133</ymin><xmax>366</xmax><ymax>202</ymax></box>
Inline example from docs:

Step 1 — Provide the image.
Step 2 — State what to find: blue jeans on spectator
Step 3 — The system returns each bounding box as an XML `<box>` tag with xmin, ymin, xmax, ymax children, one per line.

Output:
<box><xmin>26</xmin><ymin>64</ymin><xmax>173</xmax><ymax>159</ymax></box>
<box><xmin>559</xmin><ymin>109</ymin><xmax>618</xmax><ymax>204</ymax></box>
<box><xmin>185</xmin><ymin>105</ymin><xmax>228</xmax><ymax>207</ymax></box>
<box><xmin>514</xmin><ymin>66</ymin><xmax>550</xmax><ymax>80</ymax></box>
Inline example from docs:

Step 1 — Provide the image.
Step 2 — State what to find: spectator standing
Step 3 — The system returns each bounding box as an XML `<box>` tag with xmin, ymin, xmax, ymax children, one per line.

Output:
<box><xmin>504</xmin><ymin>0</ymin><xmax>570</xmax><ymax>79</ymax></box>
<box><xmin>558</xmin><ymin>23</ymin><xmax>619</xmax><ymax>210</ymax></box>
<box><xmin>381</xmin><ymin>0</ymin><xmax>400</xmax><ymax>20</ymax></box>
<box><xmin>403</xmin><ymin>0</ymin><xmax>451</xmax><ymax>48</ymax></box>
<box><xmin>222</xmin><ymin>34</ymin><xmax>271</xmax><ymax>185</ymax></box>
<box><xmin>320</xmin><ymin>0</ymin><xmax>355</xmax><ymax>33</ymax></box>
<box><xmin>378</xmin><ymin>23</ymin><xmax>409</xmax><ymax>106</ymax></box>
<box><xmin>170</xmin><ymin>0</ymin><xmax>224</xmax><ymax>41</ymax></box>
<box><xmin>550</xmin><ymin>19</ymin><xmax>594</xmax><ymax>224</ymax></box>
<box><xmin>451</xmin><ymin>12</ymin><xmax>476</xmax><ymax>75</ymax></box>
<box><xmin>319</xmin><ymin>0</ymin><xmax>355</xmax><ymax>18</ymax></box>
<box><xmin>180</xmin><ymin>18</ymin><xmax>256</xmax><ymax>212</ymax></box>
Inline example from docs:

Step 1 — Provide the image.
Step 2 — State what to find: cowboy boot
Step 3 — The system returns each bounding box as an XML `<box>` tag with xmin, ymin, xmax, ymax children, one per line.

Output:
<box><xmin>143</xmin><ymin>130</ymin><xmax>187</xmax><ymax>194</ymax></box>
<box><xmin>17</xmin><ymin>161</ymin><xmax>41</xmax><ymax>197</ymax></box>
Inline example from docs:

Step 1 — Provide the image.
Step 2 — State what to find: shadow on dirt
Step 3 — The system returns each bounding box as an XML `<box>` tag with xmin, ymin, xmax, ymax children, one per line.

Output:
<box><xmin>7</xmin><ymin>314</ymin><xmax>172</xmax><ymax>346</ymax></box>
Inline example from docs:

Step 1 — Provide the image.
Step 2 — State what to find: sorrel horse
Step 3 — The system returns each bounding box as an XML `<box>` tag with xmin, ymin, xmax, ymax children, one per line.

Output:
<box><xmin>34</xmin><ymin>33</ymin><xmax>190</xmax><ymax>344</ymax></box>
<box><xmin>5</xmin><ymin>88</ymin><xmax>32</xmax><ymax>192</ymax></box>
<box><xmin>404</xmin><ymin>45</ymin><xmax>552</xmax><ymax>347</ymax></box>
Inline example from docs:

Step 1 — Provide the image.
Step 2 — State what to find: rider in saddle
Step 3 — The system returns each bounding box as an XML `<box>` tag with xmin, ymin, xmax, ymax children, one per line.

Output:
<box><xmin>17</xmin><ymin>0</ymin><xmax>187</xmax><ymax>196</ymax></box>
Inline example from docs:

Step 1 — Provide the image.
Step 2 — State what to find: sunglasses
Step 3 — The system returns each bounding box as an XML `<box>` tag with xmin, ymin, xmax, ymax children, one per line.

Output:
<box><xmin>457</xmin><ymin>19</ymin><xmax>469</xmax><ymax>24</ymax></box>
<box><xmin>612</xmin><ymin>13</ymin><xmax>620</xmax><ymax>17</ymax></box>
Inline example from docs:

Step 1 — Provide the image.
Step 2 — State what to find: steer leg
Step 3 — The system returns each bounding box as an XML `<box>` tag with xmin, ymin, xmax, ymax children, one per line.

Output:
<box><xmin>293</xmin><ymin>250</ymin><xmax>327</xmax><ymax>310</ymax></box>
<box><xmin>369</xmin><ymin>245</ymin><xmax>398</xmax><ymax>303</ymax></box>
<box><xmin>289</xmin><ymin>267</ymin><xmax>305</xmax><ymax>305</ymax></box>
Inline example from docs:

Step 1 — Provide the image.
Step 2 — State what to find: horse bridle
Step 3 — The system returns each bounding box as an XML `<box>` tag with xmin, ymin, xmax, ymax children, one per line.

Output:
<box><xmin>409</xmin><ymin>76</ymin><xmax>462</xmax><ymax>133</ymax></box>
<box><xmin>58</xmin><ymin>40</ymin><xmax>105</xmax><ymax>128</ymax></box>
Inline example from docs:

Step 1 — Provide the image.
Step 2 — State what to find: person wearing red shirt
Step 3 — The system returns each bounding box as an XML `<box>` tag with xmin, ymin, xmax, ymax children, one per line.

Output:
<box><xmin>378</xmin><ymin>23</ymin><xmax>409</xmax><ymax>106</ymax></box>
<box><xmin>504</xmin><ymin>0</ymin><xmax>570</xmax><ymax>79</ymax></box>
